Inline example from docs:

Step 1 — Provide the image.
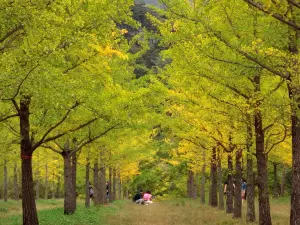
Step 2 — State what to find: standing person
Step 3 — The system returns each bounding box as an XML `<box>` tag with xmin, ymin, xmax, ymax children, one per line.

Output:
<box><xmin>106</xmin><ymin>182</ymin><xmax>109</xmax><ymax>199</ymax></box>
<box><xmin>241</xmin><ymin>178</ymin><xmax>247</xmax><ymax>203</ymax></box>
<box><xmin>143</xmin><ymin>191</ymin><xmax>153</xmax><ymax>205</ymax></box>
<box><xmin>89</xmin><ymin>184</ymin><xmax>94</xmax><ymax>203</ymax></box>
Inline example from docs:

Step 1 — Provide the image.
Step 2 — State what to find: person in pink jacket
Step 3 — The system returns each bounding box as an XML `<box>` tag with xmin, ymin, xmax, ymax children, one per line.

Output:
<box><xmin>143</xmin><ymin>191</ymin><xmax>153</xmax><ymax>205</ymax></box>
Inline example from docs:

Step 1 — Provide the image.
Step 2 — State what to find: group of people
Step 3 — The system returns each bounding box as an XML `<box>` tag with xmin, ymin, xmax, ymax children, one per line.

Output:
<box><xmin>133</xmin><ymin>190</ymin><xmax>153</xmax><ymax>205</ymax></box>
<box><xmin>88</xmin><ymin>182</ymin><xmax>109</xmax><ymax>200</ymax></box>
<box><xmin>224</xmin><ymin>178</ymin><xmax>247</xmax><ymax>203</ymax></box>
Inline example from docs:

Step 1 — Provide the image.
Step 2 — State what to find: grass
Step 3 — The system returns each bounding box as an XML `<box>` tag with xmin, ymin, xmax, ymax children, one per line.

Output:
<box><xmin>0</xmin><ymin>197</ymin><xmax>290</xmax><ymax>225</ymax></box>
<box><xmin>108</xmin><ymin>198</ymin><xmax>290</xmax><ymax>225</ymax></box>
<box><xmin>0</xmin><ymin>199</ymin><xmax>121</xmax><ymax>225</ymax></box>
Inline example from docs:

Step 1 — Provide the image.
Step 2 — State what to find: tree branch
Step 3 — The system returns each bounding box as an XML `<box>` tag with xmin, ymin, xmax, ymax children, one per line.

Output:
<box><xmin>0</xmin><ymin>24</ymin><xmax>23</xmax><ymax>43</ymax></box>
<box><xmin>265</xmin><ymin>125</ymin><xmax>288</xmax><ymax>154</ymax></box>
<box><xmin>2</xmin><ymin>64</ymin><xmax>40</xmax><ymax>101</ymax></box>
<box><xmin>288</xmin><ymin>0</ymin><xmax>300</xmax><ymax>9</ymax></box>
<box><xmin>70</xmin><ymin>123</ymin><xmax>121</xmax><ymax>155</ymax></box>
<box><xmin>242</xmin><ymin>0</ymin><xmax>300</xmax><ymax>31</ymax></box>
<box><xmin>36</xmin><ymin>117</ymin><xmax>98</xmax><ymax>149</ymax></box>
<box><xmin>263</xmin><ymin>123</ymin><xmax>274</xmax><ymax>133</ymax></box>
<box><xmin>0</xmin><ymin>113</ymin><xmax>19</xmax><ymax>122</ymax></box>
<box><xmin>33</xmin><ymin>101</ymin><xmax>81</xmax><ymax>149</ymax></box>
<box><xmin>41</xmin><ymin>145</ymin><xmax>62</xmax><ymax>155</ymax></box>
<box><xmin>168</xmin><ymin>8</ymin><xmax>288</xmax><ymax>79</ymax></box>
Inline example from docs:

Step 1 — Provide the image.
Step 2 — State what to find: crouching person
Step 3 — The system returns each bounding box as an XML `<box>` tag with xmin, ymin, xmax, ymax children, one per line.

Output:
<box><xmin>143</xmin><ymin>191</ymin><xmax>153</xmax><ymax>205</ymax></box>
<box><xmin>133</xmin><ymin>190</ymin><xmax>144</xmax><ymax>204</ymax></box>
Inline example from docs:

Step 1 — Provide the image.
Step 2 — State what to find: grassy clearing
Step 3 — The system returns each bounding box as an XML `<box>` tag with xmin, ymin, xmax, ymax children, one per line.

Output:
<box><xmin>0</xmin><ymin>197</ymin><xmax>290</xmax><ymax>225</ymax></box>
<box><xmin>107</xmin><ymin>198</ymin><xmax>290</xmax><ymax>225</ymax></box>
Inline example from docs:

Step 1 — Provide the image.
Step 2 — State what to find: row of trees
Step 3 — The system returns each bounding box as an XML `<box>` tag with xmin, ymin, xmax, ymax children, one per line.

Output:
<box><xmin>134</xmin><ymin>1</ymin><xmax>298</xmax><ymax>225</ymax></box>
<box><xmin>0</xmin><ymin>1</ymin><xmax>167</xmax><ymax>225</ymax></box>
<box><xmin>1</xmin><ymin>1</ymin><xmax>299</xmax><ymax>225</ymax></box>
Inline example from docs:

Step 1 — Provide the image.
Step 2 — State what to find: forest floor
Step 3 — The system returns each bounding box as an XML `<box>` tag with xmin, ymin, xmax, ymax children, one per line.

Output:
<box><xmin>0</xmin><ymin>197</ymin><xmax>290</xmax><ymax>225</ymax></box>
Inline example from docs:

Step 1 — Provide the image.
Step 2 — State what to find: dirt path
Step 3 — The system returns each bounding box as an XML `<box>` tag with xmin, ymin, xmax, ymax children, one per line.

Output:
<box><xmin>107</xmin><ymin>200</ymin><xmax>244</xmax><ymax>225</ymax></box>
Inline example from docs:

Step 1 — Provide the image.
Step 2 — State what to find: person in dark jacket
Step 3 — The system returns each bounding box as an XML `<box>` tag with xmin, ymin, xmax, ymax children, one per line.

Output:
<box><xmin>133</xmin><ymin>190</ymin><xmax>144</xmax><ymax>204</ymax></box>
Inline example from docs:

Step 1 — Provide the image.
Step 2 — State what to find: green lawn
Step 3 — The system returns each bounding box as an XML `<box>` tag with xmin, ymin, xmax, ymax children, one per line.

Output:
<box><xmin>0</xmin><ymin>199</ymin><xmax>120</xmax><ymax>225</ymax></box>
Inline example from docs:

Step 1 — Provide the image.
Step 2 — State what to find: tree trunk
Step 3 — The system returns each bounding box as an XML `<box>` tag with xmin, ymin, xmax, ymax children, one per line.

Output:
<box><xmin>287</xmin><ymin>28</ymin><xmax>300</xmax><ymax>225</ymax></box>
<box><xmin>192</xmin><ymin>173</ymin><xmax>198</xmax><ymax>199</ymax></box>
<box><xmin>187</xmin><ymin>170</ymin><xmax>194</xmax><ymax>198</ymax></box>
<box><xmin>14</xmin><ymin>163</ymin><xmax>19</xmax><ymax>200</ymax></box>
<box><xmin>99</xmin><ymin>152</ymin><xmax>106</xmax><ymax>205</ymax></box>
<box><xmin>246</xmin><ymin>117</ymin><xmax>256</xmax><ymax>222</ymax></box>
<box><xmin>52</xmin><ymin>171</ymin><xmax>55</xmax><ymax>199</ymax></box>
<box><xmin>112</xmin><ymin>168</ymin><xmax>116</xmax><ymax>201</ymax></box>
<box><xmin>35</xmin><ymin>168</ymin><xmax>39</xmax><ymax>200</ymax></box>
<box><xmin>247</xmin><ymin>155</ymin><xmax>256</xmax><ymax>222</ymax></box>
<box><xmin>233</xmin><ymin>149</ymin><xmax>242</xmax><ymax>218</ymax></box>
<box><xmin>71</xmin><ymin>153</ymin><xmax>77</xmax><ymax>210</ymax></box>
<box><xmin>118</xmin><ymin>172</ymin><xmax>122</xmax><ymax>200</ymax></box>
<box><xmin>226</xmin><ymin>154</ymin><xmax>234</xmax><ymax>214</ymax></box>
<box><xmin>281</xmin><ymin>166</ymin><xmax>286</xmax><ymax>196</ymax></box>
<box><xmin>63</xmin><ymin>154</ymin><xmax>75</xmax><ymax>214</ymax></box>
<box><xmin>290</xmin><ymin>112</ymin><xmax>300</xmax><ymax>225</ymax></box>
<box><xmin>210</xmin><ymin>147</ymin><xmax>218</xmax><ymax>207</ymax></box>
<box><xmin>273</xmin><ymin>163</ymin><xmax>279</xmax><ymax>198</ymax></box>
<box><xmin>218</xmin><ymin>155</ymin><xmax>224</xmax><ymax>210</ymax></box>
<box><xmin>255</xmin><ymin>109</ymin><xmax>272</xmax><ymax>225</ymax></box>
<box><xmin>109</xmin><ymin>167</ymin><xmax>112</xmax><ymax>202</ymax></box>
<box><xmin>200</xmin><ymin>151</ymin><xmax>206</xmax><ymax>204</ymax></box>
<box><xmin>44</xmin><ymin>163</ymin><xmax>48</xmax><ymax>200</ymax></box>
<box><xmin>4</xmin><ymin>159</ymin><xmax>8</xmax><ymax>202</ymax></box>
<box><xmin>187</xmin><ymin>171</ymin><xmax>191</xmax><ymax>198</ymax></box>
<box><xmin>56</xmin><ymin>174</ymin><xmax>60</xmax><ymax>198</ymax></box>
<box><xmin>20</xmin><ymin>95</ymin><xmax>39</xmax><ymax>225</ymax></box>
<box><xmin>93</xmin><ymin>162</ymin><xmax>100</xmax><ymax>205</ymax></box>
<box><xmin>85</xmin><ymin>155</ymin><xmax>90</xmax><ymax>208</ymax></box>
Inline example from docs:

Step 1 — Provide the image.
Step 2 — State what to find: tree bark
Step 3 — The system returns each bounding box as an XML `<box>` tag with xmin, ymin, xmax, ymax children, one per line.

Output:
<box><xmin>52</xmin><ymin>171</ymin><xmax>55</xmax><ymax>199</ymax></box>
<box><xmin>118</xmin><ymin>172</ymin><xmax>122</xmax><ymax>200</ymax></box>
<box><xmin>226</xmin><ymin>154</ymin><xmax>234</xmax><ymax>214</ymax></box>
<box><xmin>187</xmin><ymin>170</ymin><xmax>194</xmax><ymax>198</ymax></box>
<box><xmin>35</xmin><ymin>168</ymin><xmax>39</xmax><ymax>200</ymax></box>
<box><xmin>247</xmin><ymin>154</ymin><xmax>256</xmax><ymax>222</ymax></box>
<box><xmin>200</xmin><ymin>150</ymin><xmax>206</xmax><ymax>204</ymax></box>
<box><xmin>273</xmin><ymin>163</ymin><xmax>279</xmax><ymax>198</ymax></box>
<box><xmin>210</xmin><ymin>147</ymin><xmax>218</xmax><ymax>207</ymax></box>
<box><xmin>281</xmin><ymin>166</ymin><xmax>286</xmax><ymax>196</ymax></box>
<box><xmin>56</xmin><ymin>174</ymin><xmax>60</xmax><ymax>198</ymax></box>
<box><xmin>14</xmin><ymin>163</ymin><xmax>19</xmax><ymax>200</ymax></box>
<box><xmin>112</xmin><ymin>168</ymin><xmax>116</xmax><ymax>201</ymax></box>
<box><xmin>71</xmin><ymin>152</ymin><xmax>77</xmax><ymax>210</ymax></box>
<box><xmin>20</xmin><ymin>95</ymin><xmax>39</xmax><ymax>225</ymax></box>
<box><xmin>290</xmin><ymin>112</ymin><xmax>300</xmax><ymax>225</ymax></box>
<box><xmin>233</xmin><ymin>149</ymin><xmax>242</xmax><ymax>218</ymax></box>
<box><xmin>246</xmin><ymin>120</ymin><xmax>256</xmax><ymax>223</ymax></box>
<box><xmin>218</xmin><ymin>154</ymin><xmax>224</xmax><ymax>210</ymax></box>
<box><xmin>44</xmin><ymin>163</ymin><xmax>48</xmax><ymax>200</ymax></box>
<box><xmin>63</xmin><ymin>154</ymin><xmax>75</xmax><ymax>214</ymax></box>
<box><xmin>85</xmin><ymin>155</ymin><xmax>90</xmax><ymax>208</ymax></box>
<box><xmin>187</xmin><ymin>170</ymin><xmax>191</xmax><ymax>198</ymax></box>
<box><xmin>287</xmin><ymin>28</ymin><xmax>299</xmax><ymax>225</ymax></box>
<box><xmin>4</xmin><ymin>159</ymin><xmax>8</xmax><ymax>202</ymax></box>
<box><xmin>99</xmin><ymin>152</ymin><xmax>106</xmax><ymax>205</ymax></box>
<box><xmin>93</xmin><ymin>162</ymin><xmax>100</xmax><ymax>205</ymax></box>
<box><xmin>255</xmin><ymin>108</ymin><xmax>272</xmax><ymax>225</ymax></box>
<box><xmin>109</xmin><ymin>167</ymin><xmax>112</xmax><ymax>202</ymax></box>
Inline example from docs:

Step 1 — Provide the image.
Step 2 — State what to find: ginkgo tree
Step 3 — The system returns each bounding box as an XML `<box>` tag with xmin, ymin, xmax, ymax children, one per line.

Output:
<box><xmin>0</xmin><ymin>0</ymin><xmax>137</xmax><ymax>224</ymax></box>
